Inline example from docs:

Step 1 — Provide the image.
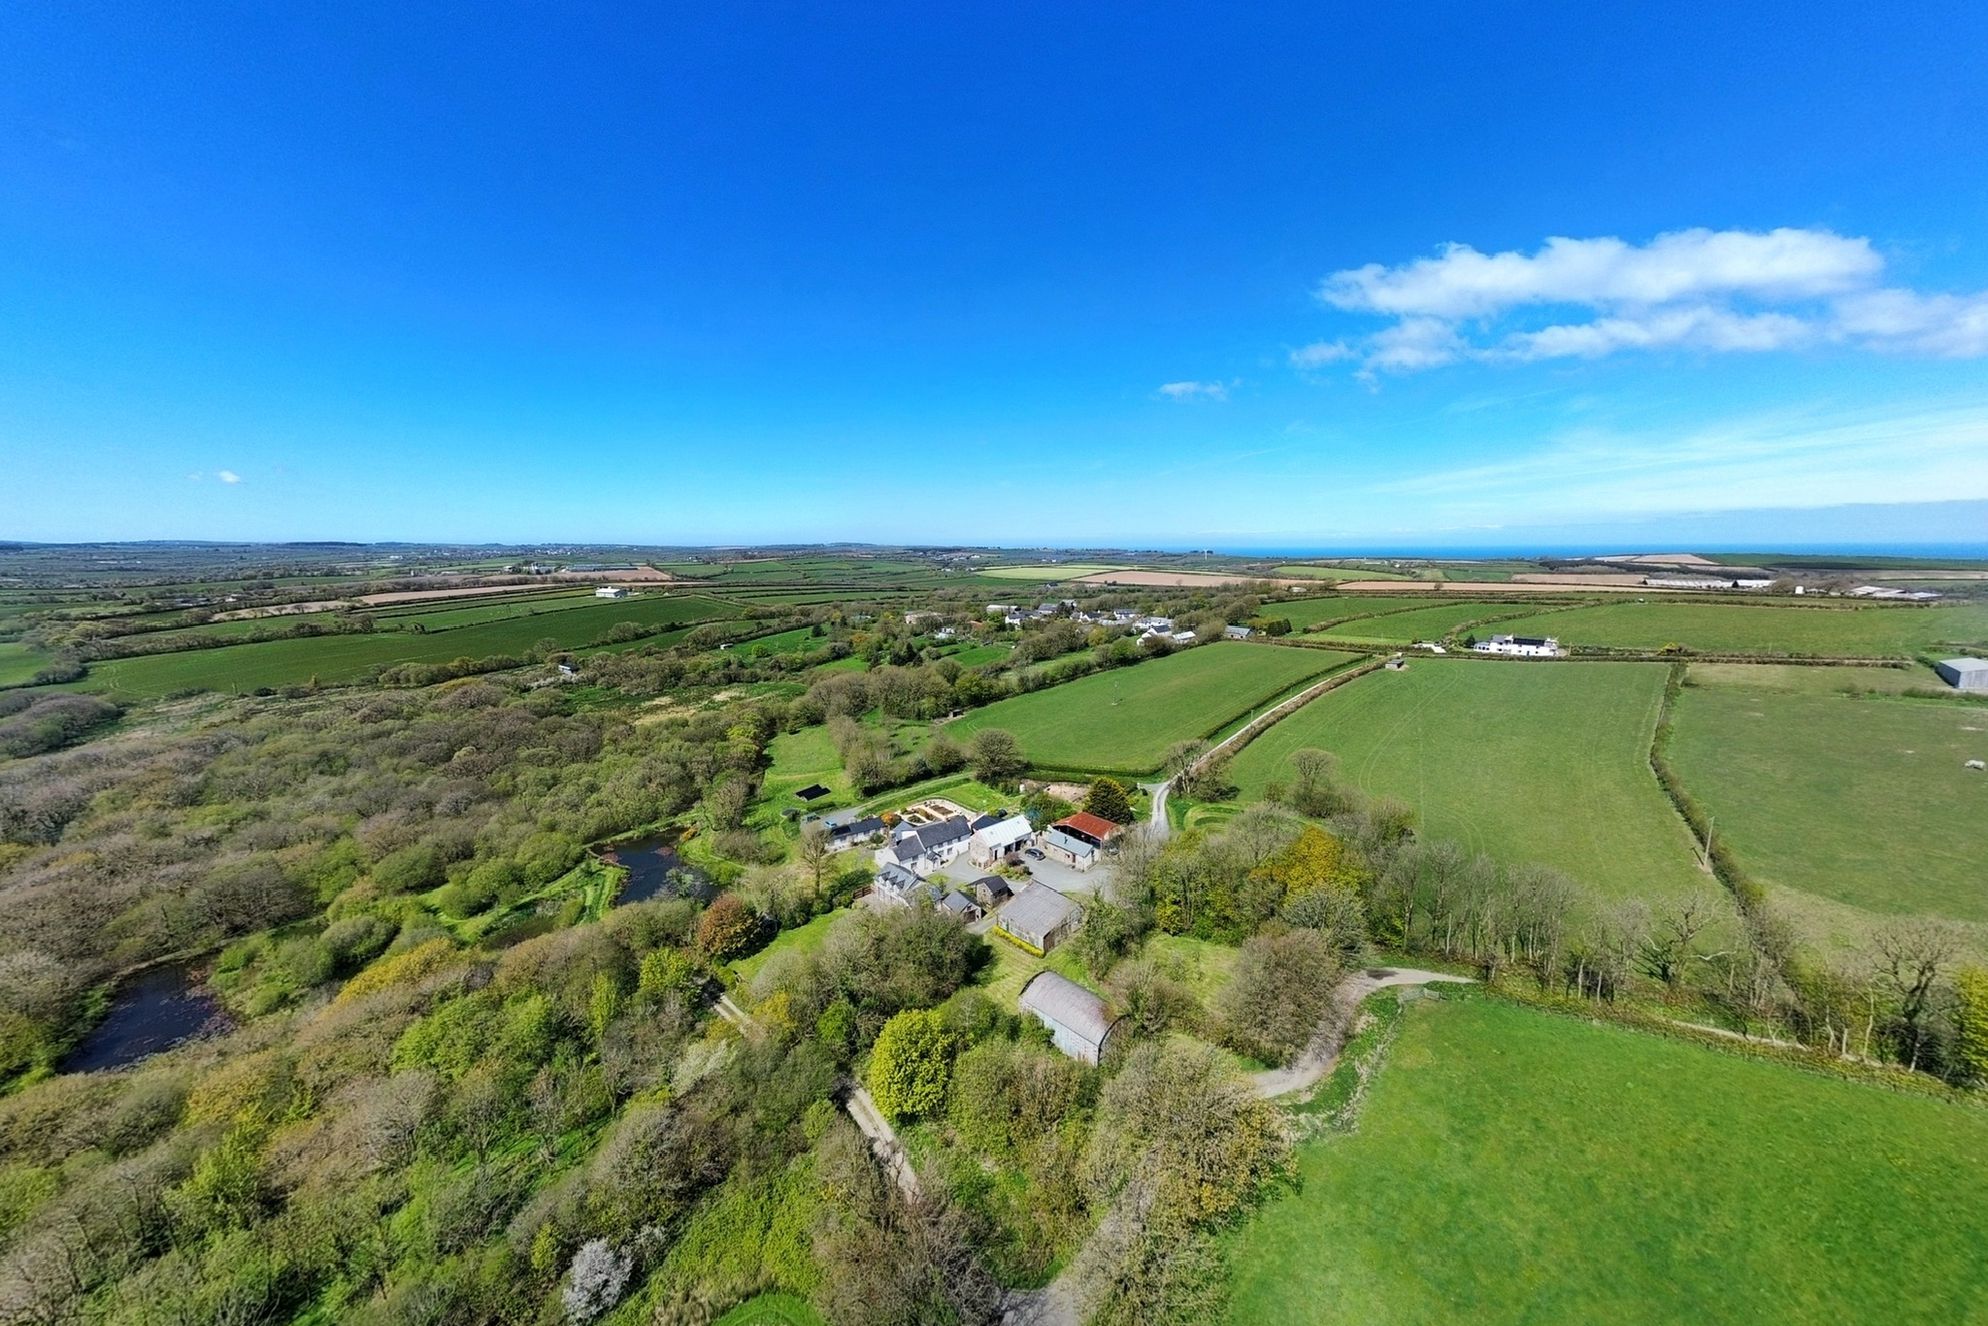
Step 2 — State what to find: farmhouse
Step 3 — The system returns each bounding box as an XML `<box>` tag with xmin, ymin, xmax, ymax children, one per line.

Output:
<box><xmin>878</xmin><ymin>816</ymin><xmax>973</xmax><ymax>873</ymax></box>
<box><xmin>872</xmin><ymin>862</ymin><xmax>924</xmax><ymax>906</ymax></box>
<box><xmin>1224</xmin><ymin>624</ymin><xmax>1253</xmax><ymax>640</ymax></box>
<box><xmin>1472</xmin><ymin>633</ymin><xmax>1562</xmax><ymax>658</ymax></box>
<box><xmin>593</xmin><ymin>586</ymin><xmax>630</xmax><ymax>599</ymax></box>
<box><xmin>969</xmin><ymin>814</ymin><xmax>1035</xmax><ymax>864</ymax></box>
<box><xmin>1935</xmin><ymin>657</ymin><xmax>1988</xmax><ymax>692</ymax></box>
<box><xmin>1018</xmin><ymin>970</ymin><xmax>1121</xmax><ymax>1064</ymax></box>
<box><xmin>996</xmin><ymin>883</ymin><xmax>1080</xmax><ymax>953</ymax></box>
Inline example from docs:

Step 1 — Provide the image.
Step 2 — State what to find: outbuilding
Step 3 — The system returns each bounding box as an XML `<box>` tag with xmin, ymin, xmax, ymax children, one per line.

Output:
<box><xmin>1935</xmin><ymin>657</ymin><xmax>1988</xmax><ymax>692</ymax></box>
<box><xmin>969</xmin><ymin>814</ymin><xmax>1036</xmax><ymax>865</ymax></box>
<box><xmin>1018</xmin><ymin>970</ymin><xmax>1122</xmax><ymax>1064</ymax></box>
<box><xmin>995</xmin><ymin>883</ymin><xmax>1079</xmax><ymax>953</ymax></box>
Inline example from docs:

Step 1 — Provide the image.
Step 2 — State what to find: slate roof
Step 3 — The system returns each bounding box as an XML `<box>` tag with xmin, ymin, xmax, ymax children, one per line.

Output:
<box><xmin>1042</xmin><ymin>828</ymin><xmax>1098</xmax><ymax>860</ymax></box>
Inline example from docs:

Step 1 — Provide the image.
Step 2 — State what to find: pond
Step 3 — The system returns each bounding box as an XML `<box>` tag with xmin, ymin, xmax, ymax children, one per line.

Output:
<box><xmin>62</xmin><ymin>961</ymin><xmax>233</xmax><ymax>1074</ymax></box>
<box><xmin>603</xmin><ymin>834</ymin><xmax>715</xmax><ymax>906</ymax></box>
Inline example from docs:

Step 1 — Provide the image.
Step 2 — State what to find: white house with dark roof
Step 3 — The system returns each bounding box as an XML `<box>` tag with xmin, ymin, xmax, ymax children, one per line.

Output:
<box><xmin>1472</xmin><ymin>633</ymin><xmax>1562</xmax><ymax>658</ymax></box>
<box><xmin>1019</xmin><ymin>969</ymin><xmax>1121</xmax><ymax>1064</ymax></box>
<box><xmin>877</xmin><ymin>816</ymin><xmax>973</xmax><ymax>874</ymax></box>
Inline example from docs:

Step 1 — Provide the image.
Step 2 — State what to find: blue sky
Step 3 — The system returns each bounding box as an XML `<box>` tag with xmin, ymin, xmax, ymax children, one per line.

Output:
<box><xmin>4</xmin><ymin>2</ymin><xmax>1987</xmax><ymax>549</ymax></box>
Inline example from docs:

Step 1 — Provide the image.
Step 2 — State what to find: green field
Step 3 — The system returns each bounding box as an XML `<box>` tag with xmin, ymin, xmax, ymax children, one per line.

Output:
<box><xmin>1491</xmin><ymin>601</ymin><xmax>1988</xmax><ymax>657</ymax></box>
<box><xmin>1224</xmin><ymin>660</ymin><xmax>1713</xmax><ymax>906</ymax></box>
<box><xmin>1668</xmin><ymin>682</ymin><xmax>1988</xmax><ymax>927</ymax></box>
<box><xmin>711</xmin><ymin>1292</ymin><xmax>826</xmax><ymax>1326</ymax></box>
<box><xmin>1225</xmin><ymin>995</ymin><xmax>1988</xmax><ymax>1325</ymax></box>
<box><xmin>945</xmin><ymin>642</ymin><xmax>1012</xmax><ymax>667</ymax></box>
<box><xmin>946</xmin><ymin>643</ymin><xmax>1354</xmax><ymax>775</ymax></box>
<box><xmin>977</xmin><ymin>564</ymin><xmax>1131</xmax><ymax>580</ymax></box>
<box><xmin>1272</xmin><ymin>564</ymin><xmax>1415</xmax><ymax>582</ymax></box>
<box><xmin>1272</xmin><ymin>595</ymin><xmax>1446</xmax><ymax>630</ymax></box>
<box><xmin>1682</xmin><ymin>661</ymin><xmax>1949</xmax><ymax>694</ymax></box>
<box><xmin>68</xmin><ymin>595</ymin><xmax>741</xmax><ymax>699</ymax></box>
<box><xmin>1316</xmin><ymin>600</ymin><xmax>1530</xmax><ymax>644</ymax></box>
<box><xmin>0</xmin><ymin>642</ymin><xmax>48</xmax><ymax>687</ymax></box>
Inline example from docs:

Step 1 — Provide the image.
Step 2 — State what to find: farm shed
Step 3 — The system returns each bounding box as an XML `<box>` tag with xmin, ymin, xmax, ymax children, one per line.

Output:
<box><xmin>938</xmin><ymin>890</ymin><xmax>984</xmax><ymax>922</ymax></box>
<box><xmin>1056</xmin><ymin>811</ymin><xmax>1124</xmax><ymax>844</ymax></box>
<box><xmin>969</xmin><ymin>814</ymin><xmax>1035</xmax><ymax>864</ymax></box>
<box><xmin>969</xmin><ymin>875</ymin><xmax>1012</xmax><ymax>908</ymax></box>
<box><xmin>1018</xmin><ymin>970</ymin><xmax>1121</xmax><ymax>1064</ymax></box>
<box><xmin>1040</xmin><ymin>828</ymin><xmax>1099</xmax><ymax>870</ymax></box>
<box><xmin>593</xmin><ymin>586</ymin><xmax>629</xmax><ymax>599</ymax></box>
<box><xmin>996</xmin><ymin>884</ymin><xmax>1079</xmax><ymax>953</ymax></box>
<box><xmin>1934</xmin><ymin>658</ymin><xmax>1988</xmax><ymax>692</ymax></box>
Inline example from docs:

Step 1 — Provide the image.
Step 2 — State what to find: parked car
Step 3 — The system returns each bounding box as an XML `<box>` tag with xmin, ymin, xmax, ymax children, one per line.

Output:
<box><xmin>1024</xmin><ymin>847</ymin><xmax>1045</xmax><ymax>860</ymax></box>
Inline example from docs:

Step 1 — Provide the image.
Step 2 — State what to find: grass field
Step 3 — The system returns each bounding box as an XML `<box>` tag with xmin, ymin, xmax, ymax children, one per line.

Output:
<box><xmin>1667</xmin><ymin>681</ymin><xmax>1988</xmax><ymax>927</ymax></box>
<box><xmin>1682</xmin><ymin>661</ymin><xmax>1950</xmax><ymax>694</ymax></box>
<box><xmin>1224</xmin><ymin>660</ymin><xmax>1713</xmax><ymax>907</ymax></box>
<box><xmin>977</xmin><ymin>564</ymin><xmax>1132</xmax><ymax>580</ymax></box>
<box><xmin>1272</xmin><ymin>564</ymin><xmax>1415</xmax><ymax>582</ymax></box>
<box><xmin>1225</xmin><ymin>994</ymin><xmax>1988</xmax><ymax>1325</ymax></box>
<box><xmin>946</xmin><ymin>642</ymin><xmax>1354</xmax><ymax>775</ymax></box>
<box><xmin>1315</xmin><ymin>600</ymin><xmax>1528</xmax><ymax>644</ymax></box>
<box><xmin>1274</xmin><ymin>595</ymin><xmax>1445</xmax><ymax>629</ymax></box>
<box><xmin>945</xmin><ymin>642</ymin><xmax>1012</xmax><ymax>667</ymax></box>
<box><xmin>68</xmin><ymin>595</ymin><xmax>741</xmax><ymax>699</ymax></box>
<box><xmin>1491</xmin><ymin>600</ymin><xmax>1988</xmax><ymax>657</ymax></box>
<box><xmin>0</xmin><ymin>642</ymin><xmax>47</xmax><ymax>687</ymax></box>
<box><xmin>735</xmin><ymin>910</ymin><xmax>845</xmax><ymax>991</ymax></box>
<box><xmin>711</xmin><ymin>1293</ymin><xmax>826</xmax><ymax>1326</ymax></box>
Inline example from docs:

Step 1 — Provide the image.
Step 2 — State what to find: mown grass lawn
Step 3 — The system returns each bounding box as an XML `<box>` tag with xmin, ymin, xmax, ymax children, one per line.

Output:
<box><xmin>946</xmin><ymin>643</ymin><xmax>1355</xmax><ymax>775</ymax></box>
<box><xmin>1224</xmin><ymin>995</ymin><xmax>1988</xmax><ymax>1325</ymax></box>
<box><xmin>1491</xmin><ymin>600</ymin><xmax>1988</xmax><ymax>657</ymax></box>
<box><xmin>1224</xmin><ymin>660</ymin><xmax>1714</xmax><ymax>908</ymax></box>
<box><xmin>65</xmin><ymin>595</ymin><xmax>741</xmax><ymax>698</ymax></box>
<box><xmin>1667</xmin><ymin>681</ymin><xmax>1988</xmax><ymax>926</ymax></box>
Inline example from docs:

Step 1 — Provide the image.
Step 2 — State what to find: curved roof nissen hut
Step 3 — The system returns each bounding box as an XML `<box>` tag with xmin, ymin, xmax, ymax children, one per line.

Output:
<box><xmin>1018</xmin><ymin>970</ymin><xmax>1122</xmax><ymax>1065</ymax></box>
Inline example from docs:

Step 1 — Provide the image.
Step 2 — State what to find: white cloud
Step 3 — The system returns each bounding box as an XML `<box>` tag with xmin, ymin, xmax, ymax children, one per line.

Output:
<box><xmin>1496</xmin><ymin>305</ymin><xmax>1814</xmax><ymax>362</ymax></box>
<box><xmin>217</xmin><ymin>470</ymin><xmax>242</xmax><ymax>484</ymax></box>
<box><xmin>1289</xmin><ymin>341</ymin><xmax>1356</xmax><ymax>369</ymax></box>
<box><xmin>1157</xmin><ymin>380</ymin><xmax>1232</xmax><ymax>401</ymax></box>
<box><xmin>1307</xmin><ymin>227</ymin><xmax>1988</xmax><ymax>374</ymax></box>
<box><xmin>1321</xmin><ymin>228</ymin><xmax>1879</xmax><ymax>320</ymax></box>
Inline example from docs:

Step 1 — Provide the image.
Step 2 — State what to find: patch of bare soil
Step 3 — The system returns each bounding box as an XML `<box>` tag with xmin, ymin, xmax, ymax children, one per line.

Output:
<box><xmin>211</xmin><ymin>599</ymin><xmax>354</xmax><ymax>620</ymax></box>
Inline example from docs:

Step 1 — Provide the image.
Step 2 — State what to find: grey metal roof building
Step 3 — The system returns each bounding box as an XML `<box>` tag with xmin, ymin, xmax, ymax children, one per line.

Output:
<box><xmin>1018</xmin><ymin>969</ymin><xmax>1121</xmax><ymax>1064</ymax></box>
<box><xmin>996</xmin><ymin>883</ymin><xmax>1079</xmax><ymax>953</ymax></box>
<box><xmin>1935</xmin><ymin>657</ymin><xmax>1988</xmax><ymax>692</ymax></box>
